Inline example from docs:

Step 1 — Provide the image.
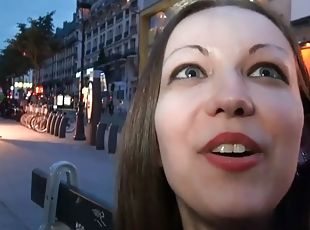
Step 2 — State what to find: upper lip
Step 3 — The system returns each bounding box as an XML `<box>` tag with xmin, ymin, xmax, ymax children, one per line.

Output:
<box><xmin>198</xmin><ymin>132</ymin><xmax>262</xmax><ymax>154</ymax></box>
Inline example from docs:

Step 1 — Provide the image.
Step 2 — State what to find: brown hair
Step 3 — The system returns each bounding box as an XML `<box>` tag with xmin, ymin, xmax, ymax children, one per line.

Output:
<box><xmin>115</xmin><ymin>1</ymin><xmax>310</xmax><ymax>230</ymax></box>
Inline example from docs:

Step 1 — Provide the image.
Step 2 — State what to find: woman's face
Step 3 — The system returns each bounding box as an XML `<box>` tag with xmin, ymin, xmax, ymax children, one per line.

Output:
<box><xmin>155</xmin><ymin>6</ymin><xmax>304</xmax><ymax>222</ymax></box>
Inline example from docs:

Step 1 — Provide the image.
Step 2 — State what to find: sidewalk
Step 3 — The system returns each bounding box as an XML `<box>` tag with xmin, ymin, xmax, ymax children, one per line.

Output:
<box><xmin>0</xmin><ymin>118</ymin><xmax>117</xmax><ymax>230</ymax></box>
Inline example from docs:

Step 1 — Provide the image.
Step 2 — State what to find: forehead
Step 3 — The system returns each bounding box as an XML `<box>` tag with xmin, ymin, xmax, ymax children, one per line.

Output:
<box><xmin>164</xmin><ymin>6</ymin><xmax>292</xmax><ymax>58</ymax></box>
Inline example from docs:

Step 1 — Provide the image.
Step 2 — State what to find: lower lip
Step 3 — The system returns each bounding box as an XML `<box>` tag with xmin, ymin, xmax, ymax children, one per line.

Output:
<box><xmin>205</xmin><ymin>153</ymin><xmax>263</xmax><ymax>172</ymax></box>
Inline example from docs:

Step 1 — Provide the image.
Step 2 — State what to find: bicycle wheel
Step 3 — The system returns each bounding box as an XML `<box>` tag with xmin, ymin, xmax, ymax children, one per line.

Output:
<box><xmin>20</xmin><ymin>113</ymin><xmax>28</xmax><ymax>126</ymax></box>
<box><xmin>34</xmin><ymin>118</ymin><xmax>47</xmax><ymax>133</ymax></box>
<box><xmin>30</xmin><ymin>116</ymin><xmax>39</xmax><ymax>130</ymax></box>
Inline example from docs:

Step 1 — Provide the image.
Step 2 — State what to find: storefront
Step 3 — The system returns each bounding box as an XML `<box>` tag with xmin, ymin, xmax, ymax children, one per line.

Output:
<box><xmin>301</xmin><ymin>42</ymin><xmax>310</xmax><ymax>75</ymax></box>
<box><xmin>139</xmin><ymin>0</ymin><xmax>177</xmax><ymax>72</ymax></box>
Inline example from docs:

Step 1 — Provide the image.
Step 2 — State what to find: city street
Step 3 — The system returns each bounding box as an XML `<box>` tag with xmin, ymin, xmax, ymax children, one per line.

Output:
<box><xmin>0</xmin><ymin>117</ymin><xmax>117</xmax><ymax>230</ymax></box>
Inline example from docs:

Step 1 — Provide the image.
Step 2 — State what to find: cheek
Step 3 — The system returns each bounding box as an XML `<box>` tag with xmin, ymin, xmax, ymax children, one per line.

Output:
<box><xmin>253</xmin><ymin>86</ymin><xmax>304</xmax><ymax>172</ymax></box>
<box><xmin>155</xmin><ymin>93</ymin><xmax>187</xmax><ymax>145</ymax></box>
<box><xmin>255</xmin><ymin>88</ymin><xmax>303</xmax><ymax>142</ymax></box>
<box><xmin>154</xmin><ymin>92</ymin><xmax>197</xmax><ymax>168</ymax></box>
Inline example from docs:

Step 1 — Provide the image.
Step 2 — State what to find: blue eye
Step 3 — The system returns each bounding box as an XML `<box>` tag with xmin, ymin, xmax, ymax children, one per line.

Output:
<box><xmin>248</xmin><ymin>63</ymin><xmax>287</xmax><ymax>83</ymax></box>
<box><xmin>174</xmin><ymin>65</ymin><xmax>206</xmax><ymax>80</ymax></box>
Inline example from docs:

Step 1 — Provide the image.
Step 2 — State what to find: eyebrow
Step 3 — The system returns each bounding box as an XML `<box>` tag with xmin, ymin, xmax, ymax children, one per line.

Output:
<box><xmin>164</xmin><ymin>45</ymin><xmax>209</xmax><ymax>63</ymax></box>
<box><xmin>249</xmin><ymin>43</ymin><xmax>289</xmax><ymax>56</ymax></box>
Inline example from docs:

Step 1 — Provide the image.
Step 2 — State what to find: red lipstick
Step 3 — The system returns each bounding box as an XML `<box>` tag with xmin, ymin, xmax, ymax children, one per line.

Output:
<box><xmin>199</xmin><ymin>132</ymin><xmax>263</xmax><ymax>172</ymax></box>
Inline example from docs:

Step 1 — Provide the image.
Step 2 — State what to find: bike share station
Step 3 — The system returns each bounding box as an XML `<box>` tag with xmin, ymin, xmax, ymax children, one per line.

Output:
<box><xmin>84</xmin><ymin>70</ymin><xmax>119</xmax><ymax>154</ymax></box>
<box><xmin>45</xmin><ymin>94</ymin><xmax>73</xmax><ymax>138</ymax></box>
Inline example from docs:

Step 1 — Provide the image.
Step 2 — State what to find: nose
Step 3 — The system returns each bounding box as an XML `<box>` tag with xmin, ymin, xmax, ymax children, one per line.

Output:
<box><xmin>206</xmin><ymin>73</ymin><xmax>255</xmax><ymax>118</ymax></box>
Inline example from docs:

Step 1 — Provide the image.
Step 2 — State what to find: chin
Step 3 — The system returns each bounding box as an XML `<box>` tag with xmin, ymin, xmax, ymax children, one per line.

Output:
<box><xmin>200</xmin><ymin>198</ymin><xmax>277</xmax><ymax>220</ymax></box>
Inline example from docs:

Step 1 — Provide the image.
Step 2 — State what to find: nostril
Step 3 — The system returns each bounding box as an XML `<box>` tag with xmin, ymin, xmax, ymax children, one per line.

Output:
<box><xmin>216</xmin><ymin>108</ymin><xmax>225</xmax><ymax>114</ymax></box>
<box><xmin>235</xmin><ymin>108</ymin><xmax>244</xmax><ymax>116</ymax></box>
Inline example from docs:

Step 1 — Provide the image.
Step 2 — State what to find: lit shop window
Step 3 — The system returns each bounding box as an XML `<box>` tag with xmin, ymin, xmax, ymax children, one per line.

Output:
<box><xmin>148</xmin><ymin>11</ymin><xmax>171</xmax><ymax>46</ymax></box>
<box><xmin>301</xmin><ymin>42</ymin><xmax>310</xmax><ymax>76</ymax></box>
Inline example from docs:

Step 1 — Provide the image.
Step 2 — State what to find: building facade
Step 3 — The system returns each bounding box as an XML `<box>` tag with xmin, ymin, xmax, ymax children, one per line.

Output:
<box><xmin>40</xmin><ymin>0</ymin><xmax>141</xmax><ymax>110</ymax></box>
<box><xmin>41</xmin><ymin>16</ymin><xmax>79</xmax><ymax>97</ymax></box>
<box><xmin>83</xmin><ymin>0</ymin><xmax>140</xmax><ymax>108</ymax></box>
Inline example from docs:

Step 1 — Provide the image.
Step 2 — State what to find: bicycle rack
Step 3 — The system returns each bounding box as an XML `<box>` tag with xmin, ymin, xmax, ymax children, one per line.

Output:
<box><xmin>54</xmin><ymin>114</ymin><xmax>63</xmax><ymax>137</ymax></box>
<box><xmin>58</xmin><ymin>116</ymin><xmax>69</xmax><ymax>138</ymax></box>
<box><xmin>39</xmin><ymin>161</ymin><xmax>78</xmax><ymax>230</ymax></box>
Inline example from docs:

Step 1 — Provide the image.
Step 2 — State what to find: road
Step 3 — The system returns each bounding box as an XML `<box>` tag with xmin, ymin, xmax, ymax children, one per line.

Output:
<box><xmin>0</xmin><ymin>117</ymin><xmax>117</xmax><ymax>230</ymax></box>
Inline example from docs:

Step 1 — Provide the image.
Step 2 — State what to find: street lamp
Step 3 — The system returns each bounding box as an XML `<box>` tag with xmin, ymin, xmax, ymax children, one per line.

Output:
<box><xmin>74</xmin><ymin>0</ymin><xmax>91</xmax><ymax>141</ymax></box>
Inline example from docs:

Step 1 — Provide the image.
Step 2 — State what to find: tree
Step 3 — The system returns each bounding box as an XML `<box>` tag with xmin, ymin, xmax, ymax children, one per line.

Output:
<box><xmin>0</xmin><ymin>46</ymin><xmax>31</xmax><ymax>77</ymax></box>
<box><xmin>0</xmin><ymin>46</ymin><xmax>32</xmax><ymax>94</ymax></box>
<box><xmin>7</xmin><ymin>11</ymin><xmax>62</xmax><ymax>86</ymax></box>
<box><xmin>94</xmin><ymin>48</ymin><xmax>108</xmax><ymax>68</ymax></box>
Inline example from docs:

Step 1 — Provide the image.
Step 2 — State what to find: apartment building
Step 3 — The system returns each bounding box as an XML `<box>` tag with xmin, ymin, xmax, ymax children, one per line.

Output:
<box><xmin>40</xmin><ymin>0</ymin><xmax>141</xmax><ymax>109</ymax></box>
<box><xmin>82</xmin><ymin>0</ymin><xmax>140</xmax><ymax>108</ymax></box>
<box><xmin>41</xmin><ymin>17</ymin><xmax>79</xmax><ymax>97</ymax></box>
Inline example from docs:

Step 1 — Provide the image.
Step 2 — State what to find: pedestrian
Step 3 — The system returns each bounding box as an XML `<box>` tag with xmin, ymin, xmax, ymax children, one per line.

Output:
<box><xmin>114</xmin><ymin>0</ymin><xmax>310</xmax><ymax>230</ymax></box>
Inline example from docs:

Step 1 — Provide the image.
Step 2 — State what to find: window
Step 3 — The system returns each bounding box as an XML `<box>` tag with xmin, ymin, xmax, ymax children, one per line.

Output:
<box><xmin>116</xmin><ymin>46</ymin><xmax>121</xmax><ymax>54</ymax></box>
<box><xmin>131</xmin><ymin>14</ymin><xmax>136</xmax><ymax>24</ymax></box>
<box><xmin>108</xmin><ymin>49</ymin><xmax>113</xmax><ymax>56</ymax></box>
<box><xmin>93</xmin><ymin>28</ymin><xmax>98</xmax><ymax>35</ymax></box>
<box><xmin>124</xmin><ymin>42</ymin><xmax>128</xmax><ymax>51</ymax></box>
<box><xmin>117</xmin><ymin>24</ymin><xmax>123</xmax><ymax>35</ymax></box>
<box><xmin>107</xmin><ymin>29</ymin><xmax>113</xmax><ymax>40</ymax></box>
<box><xmin>126</xmin><ymin>21</ymin><xmax>129</xmax><ymax>31</ymax></box>
<box><xmin>100</xmin><ymin>23</ymin><xmax>105</xmax><ymax>31</ymax></box>
<box><xmin>100</xmin><ymin>34</ymin><xmax>106</xmax><ymax>44</ymax></box>
<box><xmin>93</xmin><ymin>38</ymin><xmax>98</xmax><ymax>47</ymax></box>
<box><xmin>87</xmin><ymin>42</ymin><xmax>91</xmax><ymax>50</ymax></box>
<box><xmin>130</xmin><ymin>38</ymin><xmax>136</xmax><ymax>49</ymax></box>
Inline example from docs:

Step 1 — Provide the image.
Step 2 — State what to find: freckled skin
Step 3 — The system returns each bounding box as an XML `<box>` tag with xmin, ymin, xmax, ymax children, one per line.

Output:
<box><xmin>155</xmin><ymin>6</ymin><xmax>304</xmax><ymax>228</ymax></box>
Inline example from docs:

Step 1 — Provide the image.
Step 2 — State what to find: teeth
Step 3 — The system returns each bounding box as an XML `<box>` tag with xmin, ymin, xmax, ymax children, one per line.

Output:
<box><xmin>233</xmin><ymin>144</ymin><xmax>246</xmax><ymax>153</ymax></box>
<box><xmin>212</xmin><ymin>144</ymin><xmax>249</xmax><ymax>153</ymax></box>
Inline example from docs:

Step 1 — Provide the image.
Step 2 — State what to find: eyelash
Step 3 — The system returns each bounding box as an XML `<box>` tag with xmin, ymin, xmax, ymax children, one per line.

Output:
<box><xmin>169</xmin><ymin>63</ymin><xmax>207</xmax><ymax>83</ymax></box>
<box><xmin>247</xmin><ymin>62</ymin><xmax>289</xmax><ymax>84</ymax></box>
<box><xmin>168</xmin><ymin>62</ymin><xmax>288</xmax><ymax>84</ymax></box>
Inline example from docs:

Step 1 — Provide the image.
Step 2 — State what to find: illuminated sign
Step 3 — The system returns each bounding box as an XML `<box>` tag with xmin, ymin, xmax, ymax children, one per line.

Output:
<box><xmin>76</xmin><ymin>71</ymin><xmax>81</xmax><ymax>79</ymax></box>
<box><xmin>86</xmin><ymin>68</ymin><xmax>94</xmax><ymax>76</ymax></box>
<box><xmin>14</xmin><ymin>82</ymin><xmax>33</xmax><ymax>89</ymax></box>
<box><xmin>100</xmin><ymin>72</ymin><xmax>107</xmax><ymax>92</ymax></box>
<box><xmin>57</xmin><ymin>94</ymin><xmax>64</xmax><ymax>106</ymax></box>
<box><xmin>82</xmin><ymin>87</ymin><xmax>88</xmax><ymax>103</ymax></box>
<box><xmin>64</xmin><ymin>95</ymin><xmax>72</xmax><ymax>106</ymax></box>
<box><xmin>35</xmin><ymin>85</ymin><xmax>44</xmax><ymax>94</ymax></box>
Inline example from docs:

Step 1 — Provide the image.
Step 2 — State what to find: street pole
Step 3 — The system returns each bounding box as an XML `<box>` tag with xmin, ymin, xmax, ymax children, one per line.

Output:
<box><xmin>74</xmin><ymin>1</ymin><xmax>91</xmax><ymax>140</ymax></box>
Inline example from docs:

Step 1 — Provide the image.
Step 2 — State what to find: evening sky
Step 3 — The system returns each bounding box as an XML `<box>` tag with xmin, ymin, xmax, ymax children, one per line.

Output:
<box><xmin>0</xmin><ymin>0</ymin><xmax>76</xmax><ymax>50</ymax></box>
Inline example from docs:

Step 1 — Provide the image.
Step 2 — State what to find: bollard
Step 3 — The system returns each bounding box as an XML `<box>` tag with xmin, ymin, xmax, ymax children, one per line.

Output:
<box><xmin>58</xmin><ymin>116</ymin><xmax>69</xmax><ymax>138</ymax></box>
<box><xmin>50</xmin><ymin>113</ymin><xmax>59</xmax><ymax>135</ymax></box>
<box><xmin>104</xmin><ymin>124</ymin><xmax>118</xmax><ymax>153</ymax></box>
<box><xmin>96</xmin><ymin>123</ymin><xmax>107</xmax><ymax>150</ymax></box>
<box><xmin>104</xmin><ymin>124</ymin><xmax>111</xmax><ymax>153</ymax></box>
<box><xmin>54</xmin><ymin>114</ymin><xmax>63</xmax><ymax>137</ymax></box>
<box><xmin>39</xmin><ymin>161</ymin><xmax>78</xmax><ymax>230</ymax></box>
<box><xmin>46</xmin><ymin>112</ymin><xmax>54</xmax><ymax>134</ymax></box>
